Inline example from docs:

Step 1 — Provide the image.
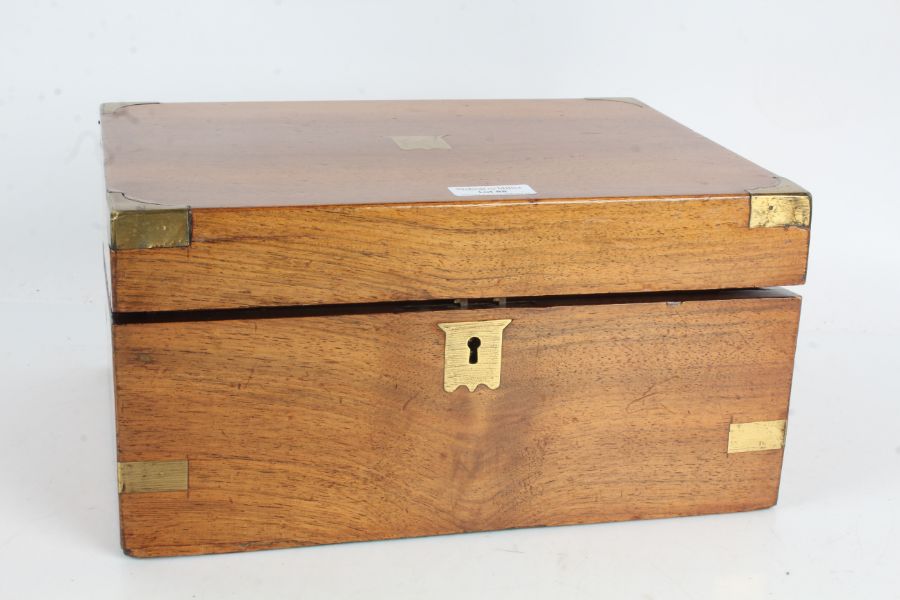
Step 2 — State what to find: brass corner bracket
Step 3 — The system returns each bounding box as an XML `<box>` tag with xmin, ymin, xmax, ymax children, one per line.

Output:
<box><xmin>118</xmin><ymin>460</ymin><xmax>189</xmax><ymax>493</ymax></box>
<box><xmin>727</xmin><ymin>419</ymin><xmax>787</xmax><ymax>454</ymax></box>
<box><xmin>108</xmin><ymin>191</ymin><xmax>191</xmax><ymax>250</ymax></box>
<box><xmin>748</xmin><ymin>178</ymin><xmax>811</xmax><ymax>229</ymax></box>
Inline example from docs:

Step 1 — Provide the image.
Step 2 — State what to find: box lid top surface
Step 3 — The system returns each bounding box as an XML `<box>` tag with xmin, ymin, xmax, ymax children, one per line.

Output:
<box><xmin>101</xmin><ymin>98</ymin><xmax>796</xmax><ymax>208</ymax></box>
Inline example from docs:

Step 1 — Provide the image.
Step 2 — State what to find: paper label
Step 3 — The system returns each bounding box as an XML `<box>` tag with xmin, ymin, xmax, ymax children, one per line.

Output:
<box><xmin>448</xmin><ymin>184</ymin><xmax>536</xmax><ymax>197</ymax></box>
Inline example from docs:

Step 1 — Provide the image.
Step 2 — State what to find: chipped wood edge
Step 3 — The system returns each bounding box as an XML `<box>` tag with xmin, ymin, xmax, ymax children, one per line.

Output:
<box><xmin>584</xmin><ymin>97</ymin><xmax>646</xmax><ymax>107</ymax></box>
<box><xmin>101</xmin><ymin>101</ymin><xmax>160</xmax><ymax>115</ymax></box>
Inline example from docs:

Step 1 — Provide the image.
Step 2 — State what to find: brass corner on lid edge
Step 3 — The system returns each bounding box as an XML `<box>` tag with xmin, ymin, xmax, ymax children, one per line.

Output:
<box><xmin>108</xmin><ymin>192</ymin><xmax>191</xmax><ymax>251</ymax></box>
<box><xmin>747</xmin><ymin>178</ymin><xmax>811</xmax><ymax>229</ymax></box>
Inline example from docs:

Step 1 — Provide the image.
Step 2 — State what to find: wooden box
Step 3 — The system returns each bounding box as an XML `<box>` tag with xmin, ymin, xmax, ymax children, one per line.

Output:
<box><xmin>102</xmin><ymin>99</ymin><xmax>810</xmax><ymax>557</ymax></box>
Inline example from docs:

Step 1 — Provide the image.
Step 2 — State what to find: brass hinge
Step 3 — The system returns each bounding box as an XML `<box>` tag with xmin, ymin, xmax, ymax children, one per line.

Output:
<box><xmin>747</xmin><ymin>178</ymin><xmax>811</xmax><ymax>229</ymax></box>
<box><xmin>117</xmin><ymin>460</ymin><xmax>189</xmax><ymax>493</ymax></box>
<box><xmin>108</xmin><ymin>191</ymin><xmax>191</xmax><ymax>250</ymax></box>
<box><xmin>727</xmin><ymin>420</ymin><xmax>787</xmax><ymax>454</ymax></box>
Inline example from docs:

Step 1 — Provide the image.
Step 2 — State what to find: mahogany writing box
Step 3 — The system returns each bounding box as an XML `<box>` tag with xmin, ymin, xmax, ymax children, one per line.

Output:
<box><xmin>102</xmin><ymin>99</ymin><xmax>810</xmax><ymax>557</ymax></box>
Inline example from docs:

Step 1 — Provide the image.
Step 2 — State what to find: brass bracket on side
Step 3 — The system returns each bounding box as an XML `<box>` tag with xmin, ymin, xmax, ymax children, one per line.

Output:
<box><xmin>438</xmin><ymin>319</ymin><xmax>511</xmax><ymax>392</ymax></box>
<box><xmin>108</xmin><ymin>191</ymin><xmax>191</xmax><ymax>250</ymax></box>
<box><xmin>727</xmin><ymin>420</ymin><xmax>787</xmax><ymax>454</ymax></box>
<box><xmin>748</xmin><ymin>178</ymin><xmax>811</xmax><ymax>229</ymax></box>
<box><xmin>117</xmin><ymin>460</ymin><xmax>189</xmax><ymax>493</ymax></box>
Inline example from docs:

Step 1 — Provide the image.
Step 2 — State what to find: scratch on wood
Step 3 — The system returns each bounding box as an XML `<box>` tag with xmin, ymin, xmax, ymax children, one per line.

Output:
<box><xmin>401</xmin><ymin>393</ymin><xmax>418</xmax><ymax>411</ymax></box>
<box><xmin>626</xmin><ymin>377</ymin><xmax>677</xmax><ymax>413</ymax></box>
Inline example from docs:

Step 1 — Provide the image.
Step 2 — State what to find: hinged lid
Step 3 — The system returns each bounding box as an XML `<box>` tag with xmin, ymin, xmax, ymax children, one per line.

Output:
<box><xmin>101</xmin><ymin>99</ymin><xmax>810</xmax><ymax>313</ymax></box>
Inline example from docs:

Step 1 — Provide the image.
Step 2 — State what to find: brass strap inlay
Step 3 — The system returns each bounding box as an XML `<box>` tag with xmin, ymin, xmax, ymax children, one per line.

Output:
<box><xmin>117</xmin><ymin>460</ymin><xmax>188</xmax><ymax>493</ymax></box>
<box><xmin>727</xmin><ymin>420</ymin><xmax>787</xmax><ymax>454</ymax></box>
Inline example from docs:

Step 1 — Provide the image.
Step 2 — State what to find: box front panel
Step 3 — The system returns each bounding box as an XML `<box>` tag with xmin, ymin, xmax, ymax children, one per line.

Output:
<box><xmin>113</xmin><ymin>294</ymin><xmax>800</xmax><ymax>557</ymax></box>
<box><xmin>110</xmin><ymin>197</ymin><xmax>810</xmax><ymax>312</ymax></box>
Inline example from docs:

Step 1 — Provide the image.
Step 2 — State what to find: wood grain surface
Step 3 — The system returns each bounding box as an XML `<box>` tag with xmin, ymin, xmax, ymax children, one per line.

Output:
<box><xmin>114</xmin><ymin>290</ymin><xmax>801</xmax><ymax>557</ymax></box>
<box><xmin>110</xmin><ymin>197</ymin><xmax>809</xmax><ymax>312</ymax></box>
<box><xmin>101</xmin><ymin>99</ymin><xmax>786</xmax><ymax>208</ymax></box>
<box><xmin>102</xmin><ymin>98</ymin><xmax>810</xmax><ymax>312</ymax></box>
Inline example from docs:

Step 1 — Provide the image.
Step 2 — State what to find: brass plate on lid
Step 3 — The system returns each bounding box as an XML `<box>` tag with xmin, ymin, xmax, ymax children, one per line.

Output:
<box><xmin>390</xmin><ymin>135</ymin><xmax>452</xmax><ymax>150</ymax></box>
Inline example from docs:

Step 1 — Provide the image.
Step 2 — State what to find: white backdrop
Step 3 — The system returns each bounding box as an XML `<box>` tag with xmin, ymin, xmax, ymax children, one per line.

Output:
<box><xmin>1</xmin><ymin>1</ymin><xmax>898</xmax><ymax>598</ymax></box>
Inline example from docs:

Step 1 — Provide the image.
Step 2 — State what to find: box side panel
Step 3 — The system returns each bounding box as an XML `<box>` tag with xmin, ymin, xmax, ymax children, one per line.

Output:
<box><xmin>111</xmin><ymin>197</ymin><xmax>809</xmax><ymax>312</ymax></box>
<box><xmin>113</xmin><ymin>294</ymin><xmax>800</xmax><ymax>557</ymax></box>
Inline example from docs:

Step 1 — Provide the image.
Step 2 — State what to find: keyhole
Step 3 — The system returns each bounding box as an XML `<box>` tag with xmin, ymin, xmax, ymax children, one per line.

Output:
<box><xmin>467</xmin><ymin>337</ymin><xmax>481</xmax><ymax>364</ymax></box>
